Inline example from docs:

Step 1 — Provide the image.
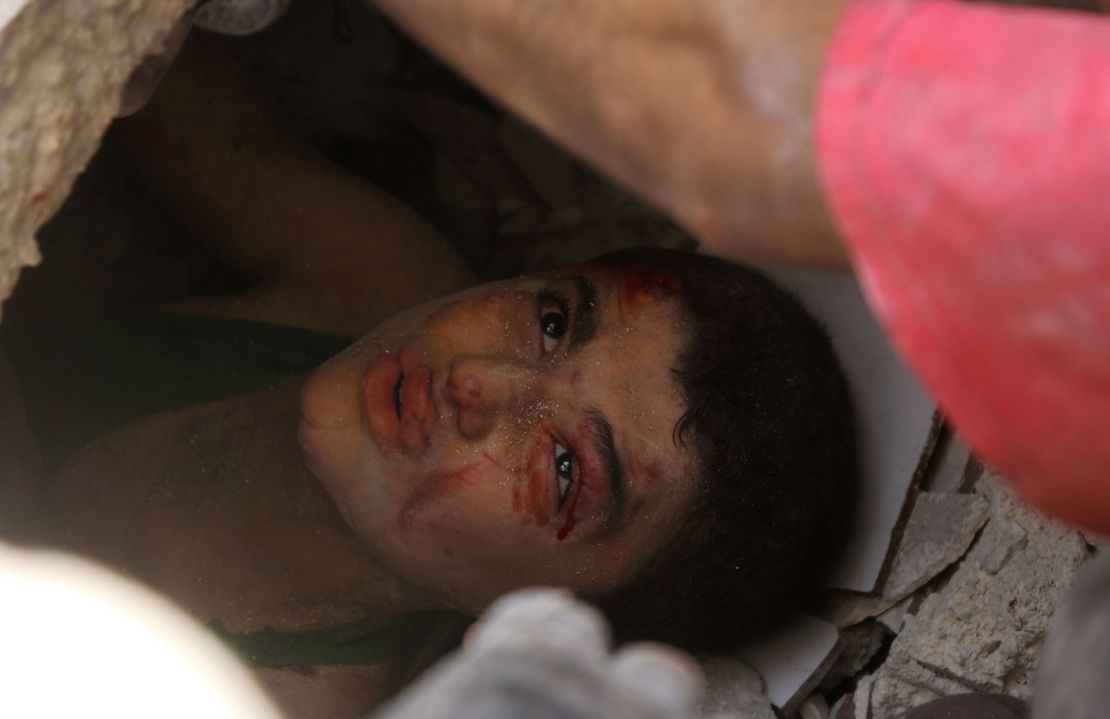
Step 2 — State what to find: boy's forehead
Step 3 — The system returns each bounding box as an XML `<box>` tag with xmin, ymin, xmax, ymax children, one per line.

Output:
<box><xmin>584</xmin><ymin>285</ymin><xmax>696</xmax><ymax>534</ymax></box>
<box><xmin>500</xmin><ymin>266</ymin><xmax>697</xmax><ymax>559</ymax></box>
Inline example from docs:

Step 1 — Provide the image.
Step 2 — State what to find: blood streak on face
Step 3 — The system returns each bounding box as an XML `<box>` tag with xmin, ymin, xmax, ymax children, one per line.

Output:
<box><xmin>399</xmin><ymin>461</ymin><xmax>480</xmax><ymax>530</ymax></box>
<box><xmin>524</xmin><ymin>438</ymin><xmax>551</xmax><ymax>528</ymax></box>
<box><xmin>556</xmin><ymin>478</ymin><xmax>584</xmax><ymax>541</ymax></box>
<box><xmin>621</xmin><ymin>267</ymin><xmax>682</xmax><ymax>307</ymax></box>
<box><xmin>557</xmin><ymin>420</ymin><xmax>604</xmax><ymax>541</ymax></box>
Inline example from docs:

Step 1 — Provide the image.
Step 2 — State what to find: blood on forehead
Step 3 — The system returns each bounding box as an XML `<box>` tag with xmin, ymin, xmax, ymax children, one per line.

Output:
<box><xmin>620</xmin><ymin>266</ymin><xmax>683</xmax><ymax>306</ymax></box>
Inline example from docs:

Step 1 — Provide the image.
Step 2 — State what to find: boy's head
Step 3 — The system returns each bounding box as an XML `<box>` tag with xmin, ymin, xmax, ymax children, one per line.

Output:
<box><xmin>298</xmin><ymin>247</ymin><xmax>856</xmax><ymax>651</ymax></box>
<box><xmin>589</xmin><ymin>249</ymin><xmax>857</xmax><ymax>650</ymax></box>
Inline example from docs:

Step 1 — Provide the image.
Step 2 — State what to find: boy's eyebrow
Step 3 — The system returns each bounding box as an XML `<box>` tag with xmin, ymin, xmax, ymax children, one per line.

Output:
<box><xmin>569</xmin><ymin>276</ymin><xmax>599</xmax><ymax>352</ymax></box>
<box><xmin>586</xmin><ymin>407</ymin><xmax>626</xmax><ymax>530</ymax></box>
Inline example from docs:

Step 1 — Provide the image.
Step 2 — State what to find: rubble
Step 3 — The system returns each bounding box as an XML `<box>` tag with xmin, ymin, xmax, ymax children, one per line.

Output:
<box><xmin>880</xmin><ymin>491</ymin><xmax>990</xmax><ymax>602</ymax></box>
<box><xmin>852</xmin><ymin>675</ymin><xmax>875</xmax><ymax>719</ymax></box>
<box><xmin>818</xmin><ymin>621</ymin><xmax>889</xmax><ymax>693</ymax></box>
<box><xmin>1032</xmin><ymin>550</ymin><xmax>1110</xmax><ymax>719</ymax></box>
<box><xmin>698</xmin><ymin>658</ymin><xmax>776</xmax><ymax>719</ymax></box>
<box><xmin>866</xmin><ymin>473</ymin><xmax>1091</xmax><ymax>718</ymax></box>
<box><xmin>820</xmin><ymin>592</ymin><xmax>899</xmax><ymax>629</ymax></box>
<box><xmin>799</xmin><ymin>695</ymin><xmax>830</xmax><ymax>719</ymax></box>
<box><xmin>829</xmin><ymin>693</ymin><xmax>852</xmax><ymax>719</ymax></box>
<box><xmin>875</xmin><ymin>597</ymin><xmax>913</xmax><ymax>634</ymax></box>
<box><xmin>0</xmin><ymin>0</ymin><xmax>194</xmax><ymax>315</ymax></box>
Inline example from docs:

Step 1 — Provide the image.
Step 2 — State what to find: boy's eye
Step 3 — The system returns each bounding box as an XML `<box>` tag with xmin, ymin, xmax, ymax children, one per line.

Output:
<box><xmin>554</xmin><ymin>442</ymin><xmax>575</xmax><ymax>507</ymax></box>
<box><xmin>539</xmin><ymin>295</ymin><xmax>568</xmax><ymax>353</ymax></box>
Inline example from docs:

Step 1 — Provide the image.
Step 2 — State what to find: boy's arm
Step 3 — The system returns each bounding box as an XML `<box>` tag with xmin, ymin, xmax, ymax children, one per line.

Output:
<box><xmin>372</xmin><ymin>0</ymin><xmax>850</xmax><ymax>269</ymax></box>
<box><xmin>112</xmin><ymin>33</ymin><xmax>473</xmax><ymax>334</ymax></box>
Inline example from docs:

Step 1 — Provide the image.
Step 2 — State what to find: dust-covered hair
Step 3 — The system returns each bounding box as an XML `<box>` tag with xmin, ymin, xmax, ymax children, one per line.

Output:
<box><xmin>587</xmin><ymin>247</ymin><xmax>858</xmax><ymax>652</ymax></box>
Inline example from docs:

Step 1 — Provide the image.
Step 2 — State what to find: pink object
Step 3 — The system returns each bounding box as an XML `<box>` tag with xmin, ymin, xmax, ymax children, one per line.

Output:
<box><xmin>818</xmin><ymin>0</ymin><xmax>1110</xmax><ymax>534</ymax></box>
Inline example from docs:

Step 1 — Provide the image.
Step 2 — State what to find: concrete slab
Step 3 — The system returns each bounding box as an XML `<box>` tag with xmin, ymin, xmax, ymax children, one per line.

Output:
<box><xmin>868</xmin><ymin>473</ymin><xmax>1091</xmax><ymax>718</ymax></box>
<box><xmin>881</xmin><ymin>491</ymin><xmax>990</xmax><ymax>602</ymax></box>
<box><xmin>0</xmin><ymin>0</ymin><xmax>194</xmax><ymax>314</ymax></box>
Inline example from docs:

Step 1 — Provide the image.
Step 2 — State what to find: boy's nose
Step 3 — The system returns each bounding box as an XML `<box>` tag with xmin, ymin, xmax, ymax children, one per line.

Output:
<box><xmin>445</xmin><ymin>356</ymin><xmax>538</xmax><ymax>441</ymax></box>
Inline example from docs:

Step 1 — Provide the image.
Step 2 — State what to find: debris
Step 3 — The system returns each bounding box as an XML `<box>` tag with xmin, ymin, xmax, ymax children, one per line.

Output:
<box><xmin>867</xmin><ymin>473</ymin><xmax>1091</xmax><ymax>718</ymax></box>
<box><xmin>875</xmin><ymin>596</ymin><xmax>913</xmax><ymax>634</ymax></box>
<box><xmin>799</xmin><ymin>694</ymin><xmax>830</xmax><ymax>719</ymax></box>
<box><xmin>829</xmin><ymin>693</ymin><xmax>853</xmax><ymax>719</ymax></box>
<box><xmin>880</xmin><ymin>491</ymin><xmax>990</xmax><ymax>602</ymax></box>
<box><xmin>698</xmin><ymin>658</ymin><xmax>775</xmax><ymax>719</ymax></box>
<box><xmin>819</xmin><ymin>592</ymin><xmax>899</xmax><ymax>629</ymax></box>
<box><xmin>819</xmin><ymin>621</ymin><xmax>890</xmax><ymax>693</ymax></box>
<box><xmin>853</xmin><ymin>674</ymin><xmax>875</xmax><ymax>719</ymax></box>
<box><xmin>1080</xmin><ymin>530</ymin><xmax>1107</xmax><ymax>550</ymax></box>
<box><xmin>737</xmin><ymin>614</ymin><xmax>842</xmax><ymax>715</ymax></box>
<box><xmin>1032</xmin><ymin>550</ymin><xmax>1110</xmax><ymax>719</ymax></box>
<box><xmin>919</xmin><ymin>429</ymin><xmax>974</xmax><ymax>494</ymax></box>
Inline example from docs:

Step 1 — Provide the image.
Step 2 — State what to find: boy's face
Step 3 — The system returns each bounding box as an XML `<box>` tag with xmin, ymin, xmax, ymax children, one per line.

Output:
<box><xmin>298</xmin><ymin>266</ymin><xmax>698</xmax><ymax>611</ymax></box>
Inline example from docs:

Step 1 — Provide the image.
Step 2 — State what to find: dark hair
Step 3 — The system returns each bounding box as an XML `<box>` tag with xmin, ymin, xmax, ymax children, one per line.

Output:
<box><xmin>587</xmin><ymin>247</ymin><xmax>858</xmax><ymax>653</ymax></box>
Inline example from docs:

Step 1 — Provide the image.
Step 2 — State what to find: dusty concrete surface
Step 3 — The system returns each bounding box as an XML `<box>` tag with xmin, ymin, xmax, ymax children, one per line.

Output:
<box><xmin>699</xmin><ymin>658</ymin><xmax>777</xmax><ymax>719</ymax></box>
<box><xmin>880</xmin><ymin>491</ymin><xmax>991</xmax><ymax>603</ymax></box>
<box><xmin>0</xmin><ymin>0</ymin><xmax>192</xmax><ymax>317</ymax></box>
<box><xmin>863</xmin><ymin>472</ymin><xmax>1091</xmax><ymax>718</ymax></box>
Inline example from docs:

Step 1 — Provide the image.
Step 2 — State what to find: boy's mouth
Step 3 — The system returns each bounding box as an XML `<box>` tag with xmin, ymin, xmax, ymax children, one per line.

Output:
<box><xmin>362</xmin><ymin>353</ymin><xmax>403</xmax><ymax>451</ymax></box>
<box><xmin>397</xmin><ymin>360</ymin><xmax>434</xmax><ymax>452</ymax></box>
<box><xmin>363</xmin><ymin>349</ymin><xmax>435</xmax><ymax>454</ymax></box>
<box><xmin>393</xmin><ymin>373</ymin><xmax>404</xmax><ymax>419</ymax></box>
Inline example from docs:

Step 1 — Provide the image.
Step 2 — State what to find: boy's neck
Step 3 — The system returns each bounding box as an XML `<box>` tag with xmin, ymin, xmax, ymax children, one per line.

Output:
<box><xmin>57</xmin><ymin>380</ymin><xmax>439</xmax><ymax>635</ymax></box>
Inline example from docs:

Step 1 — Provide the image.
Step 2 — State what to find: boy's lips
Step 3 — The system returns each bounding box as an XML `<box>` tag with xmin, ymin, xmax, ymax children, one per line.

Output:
<box><xmin>363</xmin><ymin>353</ymin><xmax>402</xmax><ymax>451</ymax></box>
<box><xmin>398</xmin><ymin>360</ymin><xmax>435</xmax><ymax>451</ymax></box>
<box><xmin>362</xmin><ymin>350</ymin><xmax>436</xmax><ymax>453</ymax></box>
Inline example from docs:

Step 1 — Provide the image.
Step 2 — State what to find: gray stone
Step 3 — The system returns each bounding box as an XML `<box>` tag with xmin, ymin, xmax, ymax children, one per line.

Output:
<box><xmin>869</xmin><ymin>661</ymin><xmax>967</xmax><ymax>718</ymax></box>
<box><xmin>977</xmin><ymin>520</ymin><xmax>1027</xmax><ymax>575</ymax></box>
<box><xmin>0</xmin><ymin>0</ymin><xmax>194</xmax><ymax>315</ymax></box>
<box><xmin>881</xmin><ymin>491</ymin><xmax>991</xmax><ymax>602</ymax></box>
<box><xmin>1032</xmin><ymin>550</ymin><xmax>1110</xmax><ymax>719</ymax></box>
<box><xmin>853</xmin><ymin>674</ymin><xmax>874</xmax><ymax>719</ymax></box>
<box><xmin>829</xmin><ymin>694</ymin><xmax>853</xmax><ymax>719</ymax></box>
<box><xmin>867</xmin><ymin>473</ymin><xmax>1091</xmax><ymax>719</ymax></box>
<box><xmin>799</xmin><ymin>694</ymin><xmax>830</xmax><ymax>719</ymax></box>
<box><xmin>820</xmin><ymin>591</ymin><xmax>900</xmax><ymax>629</ymax></box>
<box><xmin>698</xmin><ymin>658</ymin><xmax>775</xmax><ymax>719</ymax></box>
<box><xmin>920</xmin><ymin>430</ymin><xmax>974</xmax><ymax>495</ymax></box>
<box><xmin>1081</xmin><ymin>530</ymin><xmax>1108</xmax><ymax>550</ymax></box>
<box><xmin>876</xmin><ymin>596</ymin><xmax>913</xmax><ymax>634</ymax></box>
<box><xmin>819</xmin><ymin>621</ymin><xmax>890</xmax><ymax>692</ymax></box>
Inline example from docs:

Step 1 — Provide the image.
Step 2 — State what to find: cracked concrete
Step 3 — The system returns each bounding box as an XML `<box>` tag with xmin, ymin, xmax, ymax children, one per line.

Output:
<box><xmin>865</xmin><ymin>472</ymin><xmax>1091</xmax><ymax>718</ymax></box>
<box><xmin>880</xmin><ymin>491</ymin><xmax>991</xmax><ymax>603</ymax></box>
<box><xmin>0</xmin><ymin>0</ymin><xmax>192</xmax><ymax>314</ymax></box>
<box><xmin>699</xmin><ymin>658</ymin><xmax>777</xmax><ymax>719</ymax></box>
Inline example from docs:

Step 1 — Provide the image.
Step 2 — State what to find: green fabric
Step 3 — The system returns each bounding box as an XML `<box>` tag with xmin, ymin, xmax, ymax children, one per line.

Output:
<box><xmin>210</xmin><ymin>616</ymin><xmax>419</xmax><ymax>668</ymax></box>
<box><xmin>12</xmin><ymin>309</ymin><xmax>351</xmax><ymax>471</ymax></box>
